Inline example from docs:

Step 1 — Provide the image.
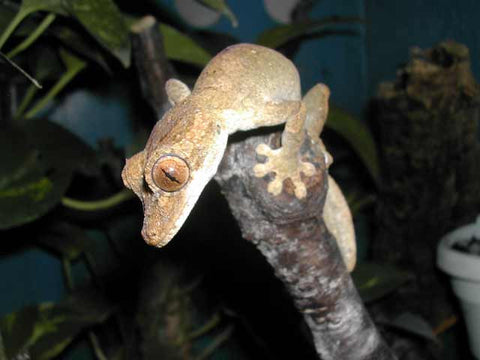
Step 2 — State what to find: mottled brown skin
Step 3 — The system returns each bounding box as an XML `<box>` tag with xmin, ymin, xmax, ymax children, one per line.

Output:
<box><xmin>122</xmin><ymin>91</ymin><xmax>226</xmax><ymax>247</ymax></box>
<box><xmin>122</xmin><ymin>44</ymin><xmax>356</xmax><ymax>270</ymax></box>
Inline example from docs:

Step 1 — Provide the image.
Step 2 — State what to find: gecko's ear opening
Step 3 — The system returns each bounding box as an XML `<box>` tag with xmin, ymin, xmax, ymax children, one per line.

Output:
<box><xmin>166</xmin><ymin>79</ymin><xmax>191</xmax><ymax>106</ymax></box>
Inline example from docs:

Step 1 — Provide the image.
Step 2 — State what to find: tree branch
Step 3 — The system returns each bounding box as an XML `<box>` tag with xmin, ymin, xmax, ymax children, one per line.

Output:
<box><xmin>214</xmin><ymin>133</ymin><xmax>395</xmax><ymax>360</ymax></box>
<box><xmin>131</xmin><ymin>15</ymin><xmax>174</xmax><ymax>118</ymax></box>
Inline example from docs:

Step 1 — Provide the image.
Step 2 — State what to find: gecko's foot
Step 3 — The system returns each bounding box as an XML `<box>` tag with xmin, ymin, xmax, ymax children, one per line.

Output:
<box><xmin>253</xmin><ymin>143</ymin><xmax>316</xmax><ymax>199</ymax></box>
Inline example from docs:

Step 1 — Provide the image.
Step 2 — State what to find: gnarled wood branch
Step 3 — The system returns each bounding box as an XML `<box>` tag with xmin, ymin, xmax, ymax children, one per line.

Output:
<box><xmin>214</xmin><ymin>132</ymin><xmax>395</xmax><ymax>360</ymax></box>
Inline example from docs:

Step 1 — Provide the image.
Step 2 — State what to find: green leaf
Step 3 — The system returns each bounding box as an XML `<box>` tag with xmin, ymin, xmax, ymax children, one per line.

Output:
<box><xmin>59</xmin><ymin>47</ymin><xmax>87</xmax><ymax>72</ymax></box>
<box><xmin>21</xmin><ymin>0</ymin><xmax>67</xmax><ymax>15</ymax></box>
<box><xmin>327</xmin><ymin>106</ymin><xmax>381</xmax><ymax>186</ymax></box>
<box><xmin>257</xmin><ymin>16</ymin><xmax>362</xmax><ymax>49</ymax></box>
<box><xmin>1</xmin><ymin>289</ymin><xmax>113</xmax><ymax>360</ymax></box>
<box><xmin>64</xmin><ymin>0</ymin><xmax>131</xmax><ymax>67</ymax></box>
<box><xmin>159</xmin><ymin>23</ymin><xmax>212</xmax><ymax>67</ymax></box>
<box><xmin>0</xmin><ymin>0</ymin><xmax>67</xmax><ymax>49</ymax></box>
<box><xmin>25</xmin><ymin>48</ymin><xmax>87</xmax><ymax>119</ymax></box>
<box><xmin>0</xmin><ymin>120</ymin><xmax>94</xmax><ymax>229</ymax></box>
<box><xmin>7</xmin><ymin>13</ymin><xmax>57</xmax><ymax>58</ymax></box>
<box><xmin>0</xmin><ymin>3</ymin><xmax>110</xmax><ymax>72</ymax></box>
<box><xmin>197</xmin><ymin>0</ymin><xmax>238</xmax><ymax>27</ymax></box>
<box><xmin>0</xmin><ymin>4</ymin><xmax>17</xmax><ymax>31</ymax></box>
<box><xmin>13</xmin><ymin>47</ymin><xmax>63</xmax><ymax>119</ymax></box>
<box><xmin>51</xmin><ymin>25</ymin><xmax>111</xmax><ymax>72</ymax></box>
<box><xmin>352</xmin><ymin>262</ymin><xmax>411</xmax><ymax>303</ymax></box>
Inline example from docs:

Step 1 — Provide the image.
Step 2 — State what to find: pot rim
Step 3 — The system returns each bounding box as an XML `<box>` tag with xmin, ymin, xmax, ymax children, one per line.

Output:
<box><xmin>437</xmin><ymin>216</ymin><xmax>480</xmax><ymax>282</ymax></box>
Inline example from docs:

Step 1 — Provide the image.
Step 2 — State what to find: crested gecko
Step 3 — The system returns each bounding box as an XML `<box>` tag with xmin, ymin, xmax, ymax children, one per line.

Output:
<box><xmin>122</xmin><ymin>44</ymin><xmax>356</xmax><ymax>271</ymax></box>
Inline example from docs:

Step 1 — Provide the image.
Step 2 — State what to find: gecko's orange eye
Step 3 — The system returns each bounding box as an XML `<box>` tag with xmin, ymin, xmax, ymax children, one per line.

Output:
<box><xmin>152</xmin><ymin>155</ymin><xmax>190</xmax><ymax>192</ymax></box>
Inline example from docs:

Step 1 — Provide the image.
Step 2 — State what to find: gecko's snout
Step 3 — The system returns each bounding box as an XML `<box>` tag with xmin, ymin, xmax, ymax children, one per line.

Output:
<box><xmin>141</xmin><ymin>225</ymin><xmax>171</xmax><ymax>248</ymax></box>
<box><xmin>139</xmin><ymin>185</ymin><xmax>192</xmax><ymax>249</ymax></box>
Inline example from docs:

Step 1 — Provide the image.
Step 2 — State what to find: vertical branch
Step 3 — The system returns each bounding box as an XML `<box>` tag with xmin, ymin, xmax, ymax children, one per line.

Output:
<box><xmin>130</xmin><ymin>15</ymin><xmax>174</xmax><ymax>119</ymax></box>
<box><xmin>215</xmin><ymin>134</ymin><xmax>396</xmax><ymax>360</ymax></box>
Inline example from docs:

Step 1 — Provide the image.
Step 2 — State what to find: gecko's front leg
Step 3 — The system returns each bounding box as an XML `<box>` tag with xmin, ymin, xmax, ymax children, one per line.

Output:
<box><xmin>253</xmin><ymin>84</ymin><xmax>331</xmax><ymax>200</ymax></box>
<box><xmin>253</xmin><ymin>102</ymin><xmax>316</xmax><ymax>199</ymax></box>
<box><xmin>253</xmin><ymin>84</ymin><xmax>356</xmax><ymax>272</ymax></box>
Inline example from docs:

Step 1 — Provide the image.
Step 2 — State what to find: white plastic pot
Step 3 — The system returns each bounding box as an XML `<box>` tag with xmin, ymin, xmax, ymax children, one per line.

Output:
<box><xmin>437</xmin><ymin>216</ymin><xmax>480</xmax><ymax>359</ymax></box>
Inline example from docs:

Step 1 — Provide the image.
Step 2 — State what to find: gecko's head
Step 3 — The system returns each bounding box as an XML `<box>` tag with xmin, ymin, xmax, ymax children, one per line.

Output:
<box><xmin>122</xmin><ymin>106</ymin><xmax>228</xmax><ymax>248</ymax></box>
<box><xmin>142</xmin><ymin>152</ymin><xmax>194</xmax><ymax>247</ymax></box>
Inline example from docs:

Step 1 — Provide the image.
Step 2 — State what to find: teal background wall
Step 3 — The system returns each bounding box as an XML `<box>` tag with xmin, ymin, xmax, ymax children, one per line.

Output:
<box><xmin>366</xmin><ymin>0</ymin><xmax>480</xmax><ymax>97</ymax></box>
<box><xmin>1</xmin><ymin>1</ymin><xmax>479</xmax><ymax>358</ymax></box>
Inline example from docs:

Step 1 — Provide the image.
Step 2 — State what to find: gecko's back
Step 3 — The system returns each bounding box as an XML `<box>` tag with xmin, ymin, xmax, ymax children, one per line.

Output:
<box><xmin>193</xmin><ymin>44</ymin><xmax>301</xmax><ymax>104</ymax></box>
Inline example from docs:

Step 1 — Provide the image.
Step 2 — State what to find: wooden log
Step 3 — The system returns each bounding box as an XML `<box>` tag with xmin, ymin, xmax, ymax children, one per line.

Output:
<box><xmin>372</xmin><ymin>41</ymin><xmax>480</xmax><ymax>326</ymax></box>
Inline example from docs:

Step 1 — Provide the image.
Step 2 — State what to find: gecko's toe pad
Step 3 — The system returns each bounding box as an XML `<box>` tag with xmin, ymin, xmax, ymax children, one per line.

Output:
<box><xmin>253</xmin><ymin>143</ymin><xmax>316</xmax><ymax>199</ymax></box>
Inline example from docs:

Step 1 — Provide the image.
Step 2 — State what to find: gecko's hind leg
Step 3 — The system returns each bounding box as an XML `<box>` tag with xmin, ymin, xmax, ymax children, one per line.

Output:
<box><xmin>303</xmin><ymin>83</ymin><xmax>357</xmax><ymax>271</ymax></box>
<box><xmin>253</xmin><ymin>101</ymin><xmax>316</xmax><ymax>199</ymax></box>
<box><xmin>304</xmin><ymin>83</ymin><xmax>330</xmax><ymax>138</ymax></box>
<box><xmin>324</xmin><ymin>176</ymin><xmax>356</xmax><ymax>271</ymax></box>
<box><xmin>303</xmin><ymin>83</ymin><xmax>333</xmax><ymax>166</ymax></box>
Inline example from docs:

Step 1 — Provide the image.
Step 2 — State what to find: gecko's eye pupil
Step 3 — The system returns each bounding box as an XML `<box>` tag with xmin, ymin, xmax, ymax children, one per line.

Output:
<box><xmin>152</xmin><ymin>155</ymin><xmax>189</xmax><ymax>192</ymax></box>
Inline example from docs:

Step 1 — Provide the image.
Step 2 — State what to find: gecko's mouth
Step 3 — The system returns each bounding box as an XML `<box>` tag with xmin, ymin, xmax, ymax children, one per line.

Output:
<box><xmin>140</xmin><ymin>193</ymin><xmax>189</xmax><ymax>248</ymax></box>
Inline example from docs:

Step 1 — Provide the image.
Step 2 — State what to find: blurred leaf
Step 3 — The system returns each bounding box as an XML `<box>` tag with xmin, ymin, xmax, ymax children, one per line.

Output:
<box><xmin>59</xmin><ymin>47</ymin><xmax>87</xmax><ymax>72</ymax></box>
<box><xmin>64</xmin><ymin>0</ymin><xmax>130</xmax><ymax>67</ymax></box>
<box><xmin>344</xmin><ymin>189</ymin><xmax>376</xmax><ymax>215</ymax></box>
<box><xmin>352</xmin><ymin>262</ymin><xmax>411</xmax><ymax>303</ymax></box>
<box><xmin>0</xmin><ymin>120</ymin><xmax>94</xmax><ymax>229</ymax></box>
<box><xmin>197</xmin><ymin>0</ymin><xmax>238</xmax><ymax>27</ymax></box>
<box><xmin>0</xmin><ymin>0</ymin><xmax>67</xmax><ymax>49</ymax></box>
<box><xmin>13</xmin><ymin>47</ymin><xmax>63</xmax><ymax>119</ymax></box>
<box><xmin>257</xmin><ymin>16</ymin><xmax>362</xmax><ymax>49</ymax></box>
<box><xmin>159</xmin><ymin>23</ymin><xmax>212</xmax><ymax>67</ymax></box>
<box><xmin>192</xmin><ymin>30</ymin><xmax>238</xmax><ymax>55</ymax></box>
<box><xmin>6</xmin><ymin>13</ymin><xmax>57</xmax><ymax>59</ymax></box>
<box><xmin>25</xmin><ymin>48</ymin><xmax>87</xmax><ymax>119</ymax></box>
<box><xmin>0</xmin><ymin>4</ymin><xmax>46</xmax><ymax>38</ymax></box>
<box><xmin>21</xmin><ymin>0</ymin><xmax>67</xmax><ymax>15</ymax></box>
<box><xmin>1</xmin><ymin>289</ymin><xmax>113</xmax><ymax>360</ymax></box>
<box><xmin>52</xmin><ymin>25</ymin><xmax>111</xmax><ymax>72</ymax></box>
<box><xmin>327</xmin><ymin>106</ymin><xmax>381</xmax><ymax>186</ymax></box>
<box><xmin>38</xmin><ymin>222</ymin><xmax>93</xmax><ymax>260</ymax></box>
<box><xmin>0</xmin><ymin>4</ymin><xmax>17</xmax><ymax>30</ymax></box>
<box><xmin>0</xmin><ymin>4</ymin><xmax>109</xmax><ymax>72</ymax></box>
<box><xmin>388</xmin><ymin>312</ymin><xmax>437</xmax><ymax>342</ymax></box>
<box><xmin>0</xmin><ymin>126</ymin><xmax>33</xmax><ymax>188</ymax></box>
<box><xmin>33</xmin><ymin>46</ymin><xmax>64</xmax><ymax>80</ymax></box>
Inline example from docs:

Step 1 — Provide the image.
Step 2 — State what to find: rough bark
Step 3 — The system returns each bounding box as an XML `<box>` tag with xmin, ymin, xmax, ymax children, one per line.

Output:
<box><xmin>131</xmin><ymin>15</ymin><xmax>174</xmax><ymax>118</ymax></box>
<box><xmin>372</xmin><ymin>41</ymin><xmax>480</xmax><ymax>327</ymax></box>
<box><xmin>215</xmin><ymin>132</ymin><xmax>395</xmax><ymax>360</ymax></box>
